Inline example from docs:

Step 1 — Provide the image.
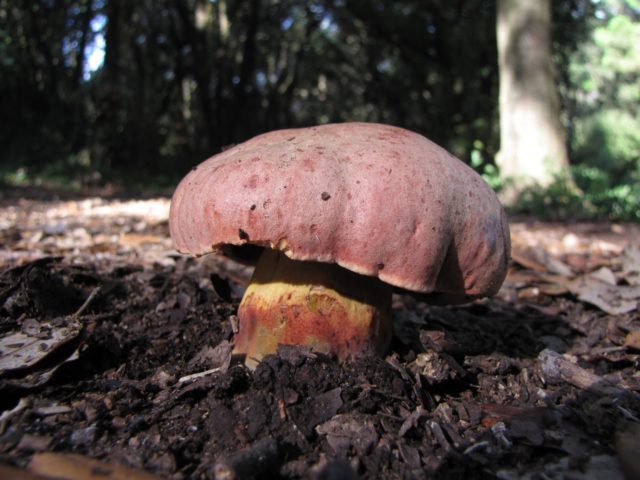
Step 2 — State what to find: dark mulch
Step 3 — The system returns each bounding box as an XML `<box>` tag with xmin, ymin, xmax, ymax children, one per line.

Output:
<box><xmin>1</xmin><ymin>251</ymin><xmax>637</xmax><ymax>479</ymax></box>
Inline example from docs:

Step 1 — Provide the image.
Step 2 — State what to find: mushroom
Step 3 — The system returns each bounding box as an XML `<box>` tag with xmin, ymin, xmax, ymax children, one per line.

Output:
<box><xmin>169</xmin><ymin>122</ymin><xmax>510</xmax><ymax>367</ymax></box>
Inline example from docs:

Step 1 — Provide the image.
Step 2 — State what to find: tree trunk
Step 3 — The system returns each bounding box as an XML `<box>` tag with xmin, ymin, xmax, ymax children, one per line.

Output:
<box><xmin>496</xmin><ymin>0</ymin><xmax>570</xmax><ymax>202</ymax></box>
<box><xmin>74</xmin><ymin>0</ymin><xmax>93</xmax><ymax>88</ymax></box>
<box><xmin>100</xmin><ymin>0</ymin><xmax>133</xmax><ymax>171</ymax></box>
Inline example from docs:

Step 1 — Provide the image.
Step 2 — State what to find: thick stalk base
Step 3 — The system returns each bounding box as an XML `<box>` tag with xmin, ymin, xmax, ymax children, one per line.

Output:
<box><xmin>234</xmin><ymin>249</ymin><xmax>392</xmax><ymax>368</ymax></box>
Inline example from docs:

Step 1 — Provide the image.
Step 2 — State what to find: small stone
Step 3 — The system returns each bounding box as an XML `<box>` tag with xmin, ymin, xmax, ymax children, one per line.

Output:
<box><xmin>70</xmin><ymin>424</ymin><xmax>97</xmax><ymax>445</ymax></box>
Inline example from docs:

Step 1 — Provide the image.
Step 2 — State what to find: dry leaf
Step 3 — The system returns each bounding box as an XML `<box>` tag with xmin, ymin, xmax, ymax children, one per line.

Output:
<box><xmin>568</xmin><ymin>276</ymin><xmax>640</xmax><ymax>315</ymax></box>
<box><xmin>537</xmin><ymin>283</ymin><xmax>570</xmax><ymax>295</ymax></box>
<box><xmin>624</xmin><ymin>331</ymin><xmax>640</xmax><ymax>351</ymax></box>
<box><xmin>29</xmin><ymin>453</ymin><xmax>165</xmax><ymax>480</ymax></box>
<box><xmin>511</xmin><ymin>246</ymin><xmax>573</xmax><ymax>276</ymax></box>
<box><xmin>621</xmin><ymin>248</ymin><xmax>640</xmax><ymax>286</ymax></box>
<box><xmin>518</xmin><ymin>286</ymin><xmax>541</xmax><ymax>299</ymax></box>
<box><xmin>120</xmin><ymin>233</ymin><xmax>165</xmax><ymax>246</ymax></box>
<box><xmin>589</xmin><ymin>267</ymin><xmax>618</xmax><ymax>286</ymax></box>
<box><xmin>0</xmin><ymin>322</ymin><xmax>81</xmax><ymax>374</ymax></box>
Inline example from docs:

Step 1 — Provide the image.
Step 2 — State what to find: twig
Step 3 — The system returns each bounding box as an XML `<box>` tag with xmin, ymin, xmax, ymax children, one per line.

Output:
<box><xmin>463</xmin><ymin>441</ymin><xmax>490</xmax><ymax>455</ymax></box>
<box><xmin>538</xmin><ymin>349</ymin><xmax>634</xmax><ymax>398</ymax></box>
<box><xmin>0</xmin><ymin>398</ymin><xmax>30</xmax><ymax>436</ymax></box>
<box><xmin>428</xmin><ymin>420</ymin><xmax>454</xmax><ymax>454</ymax></box>
<box><xmin>178</xmin><ymin>367</ymin><xmax>222</xmax><ymax>384</ymax></box>
<box><xmin>71</xmin><ymin>286</ymin><xmax>102</xmax><ymax>319</ymax></box>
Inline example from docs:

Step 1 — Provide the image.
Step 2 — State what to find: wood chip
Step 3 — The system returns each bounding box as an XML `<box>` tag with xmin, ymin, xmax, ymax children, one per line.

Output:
<box><xmin>29</xmin><ymin>452</ymin><xmax>165</xmax><ymax>480</ymax></box>
<box><xmin>538</xmin><ymin>349</ymin><xmax>631</xmax><ymax>397</ymax></box>
<box><xmin>316</xmin><ymin>413</ymin><xmax>378</xmax><ymax>455</ymax></box>
<box><xmin>17</xmin><ymin>434</ymin><xmax>52</xmax><ymax>452</ymax></box>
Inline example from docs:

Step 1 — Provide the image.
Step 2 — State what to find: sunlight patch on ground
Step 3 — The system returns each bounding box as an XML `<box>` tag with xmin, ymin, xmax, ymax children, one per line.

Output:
<box><xmin>509</xmin><ymin>220</ymin><xmax>640</xmax><ymax>258</ymax></box>
<box><xmin>2</xmin><ymin>197</ymin><xmax>639</xmax><ymax>287</ymax></box>
<box><xmin>0</xmin><ymin>197</ymin><xmax>172</xmax><ymax>269</ymax></box>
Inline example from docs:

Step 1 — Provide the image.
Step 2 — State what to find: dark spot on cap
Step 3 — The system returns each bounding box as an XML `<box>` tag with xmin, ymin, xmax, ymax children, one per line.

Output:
<box><xmin>238</xmin><ymin>229</ymin><xmax>249</xmax><ymax>240</ymax></box>
<box><xmin>321</xmin><ymin>192</ymin><xmax>331</xmax><ymax>201</ymax></box>
<box><xmin>377</xmin><ymin>263</ymin><xmax>385</xmax><ymax>270</ymax></box>
<box><xmin>191</xmin><ymin>166</ymin><xmax>198</xmax><ymax>171</ymax></box>
<box><xmin>250</xmin><ymin>204</ymin><xmax>256</xmax><ymax>211</ymax></box>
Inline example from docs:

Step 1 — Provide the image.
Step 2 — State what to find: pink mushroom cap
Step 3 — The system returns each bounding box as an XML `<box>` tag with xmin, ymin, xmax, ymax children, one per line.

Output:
<box><xmin>169</xmin><ymin>122</ymin><xmax>510</xmax><ymax>300</ymax></box>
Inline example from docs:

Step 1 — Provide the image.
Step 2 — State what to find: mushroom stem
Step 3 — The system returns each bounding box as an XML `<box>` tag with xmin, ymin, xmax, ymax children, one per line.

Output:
<box><xmin>234</xmin><ymin>249</ymin><xmax>392</xmax><ymax>368</ymax></box>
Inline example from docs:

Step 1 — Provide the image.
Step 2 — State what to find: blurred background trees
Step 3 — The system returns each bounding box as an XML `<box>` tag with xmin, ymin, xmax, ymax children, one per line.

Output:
<box><xmin>496</xmin><ymin>0</ymin><xmax>571</xmax><ymax>200</ymax></box>
<box><xmin>0</xmin><ymin>0</ymin><xmax>638</xmax><ymax>220</ymax></box>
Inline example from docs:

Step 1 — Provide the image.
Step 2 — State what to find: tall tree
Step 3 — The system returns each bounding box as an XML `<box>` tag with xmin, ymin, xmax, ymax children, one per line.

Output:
<box><xmin>496</xmin><ymin>0</ymin><xmax>570</xmax><ymax>201</ymax></box>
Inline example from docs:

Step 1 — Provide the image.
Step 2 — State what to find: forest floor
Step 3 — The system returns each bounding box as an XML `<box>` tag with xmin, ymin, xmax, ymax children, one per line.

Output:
<box><xmin>0</xmin><ymin>187</ymin><xmax>639</xmax><ymax>480</ymax></box>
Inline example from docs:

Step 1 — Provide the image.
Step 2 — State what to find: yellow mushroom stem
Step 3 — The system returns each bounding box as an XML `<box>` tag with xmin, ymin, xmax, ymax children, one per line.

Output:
<box><xmin>234</xmin><ymin>249</ymin><xmax>393</xmax><ymax>368</ymax></box>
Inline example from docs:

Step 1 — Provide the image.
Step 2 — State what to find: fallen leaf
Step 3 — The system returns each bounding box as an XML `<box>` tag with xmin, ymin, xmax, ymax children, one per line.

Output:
<box><xmin>518</xmin><ymin>286</ymin><xmax>541</xmax><ymax>299</ymax></box>
<box><xmin>511</xmin><ymin>246</ymin><xmax>573</xmax><ymax>276</ymax></box>
<box><xmin>568</xmin><ymin>276</ymin><xmax>639</xmax><ymax>315</ymax></box>
<box><xmin>624</xmin><ymin>331</ymin><xmax>640</xmax><ymax>351</ymax></box>
<box><xmin>621</xmin><ymin>247</ymin><xmax>640</xmax><ymax>286</ymax></box>
<box><xmin>0</xmin><ymin>322</ymin><xmax>81</xmax><ymax>374</ymax></box>
<box><xmin>120</xmin><ymin>233</ymin><xmax>165</xmax><ymax>246</ymax></box>
<box><xmin>589</xmin><ymin>267</ymin><xmax>618</xmax><ymax>286</ymax></box>
<box><xmin>537</xmin><ymin>283</ymin><xmax>570</xmax><ymax>295</ymax></box>
<box><xmin>29</xmin><ymin>452</ymin><xmax>165</xmax><ymax>480</ymax></box>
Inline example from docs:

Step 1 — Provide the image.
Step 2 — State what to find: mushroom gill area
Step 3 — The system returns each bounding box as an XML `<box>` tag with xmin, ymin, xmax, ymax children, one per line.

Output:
<box><xmin>233</xmin><ymin>248</ymin><xmax>393</xmax><ymax>369</ymax></box>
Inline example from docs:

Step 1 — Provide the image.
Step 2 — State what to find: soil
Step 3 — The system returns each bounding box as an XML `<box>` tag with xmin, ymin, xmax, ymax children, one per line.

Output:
<box><xmin>0</xmin><ymin>189</ymin><xmax>639</xmax><ymax>479</ymax></box>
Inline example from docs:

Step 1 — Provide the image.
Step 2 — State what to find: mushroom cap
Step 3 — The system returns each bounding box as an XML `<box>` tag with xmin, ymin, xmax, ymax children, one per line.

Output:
<box><xmin>169</xmin><ymin>122</ymin><xmax>510</xmax><ymax>298</ymax></box>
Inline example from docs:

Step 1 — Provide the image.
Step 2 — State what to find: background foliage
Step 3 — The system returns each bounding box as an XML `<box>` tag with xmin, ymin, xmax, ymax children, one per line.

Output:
<box><xmin>0</xmin><ymin>0</ymin><xmax>638</xmax><ymax>219</ymax></box>
<box><xmin>568</xmin><ymin>0</ymin><xmax>640</xmax><ymax>219</ymax></box>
